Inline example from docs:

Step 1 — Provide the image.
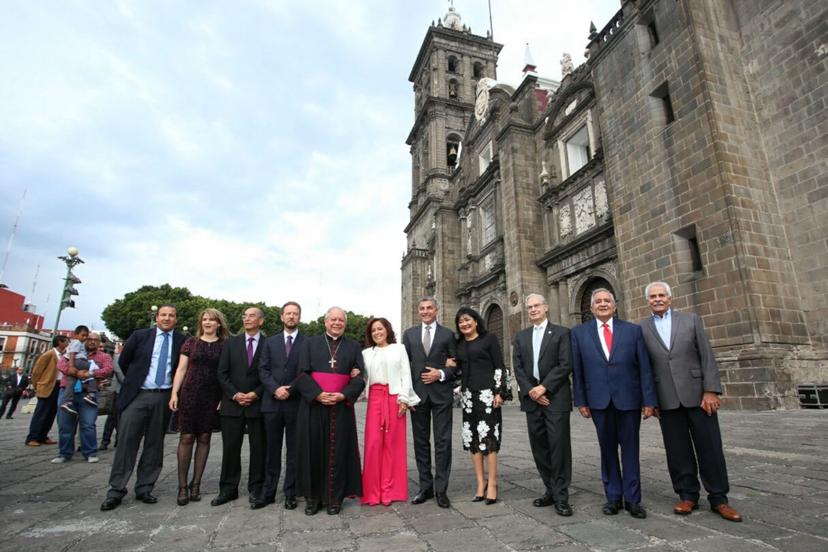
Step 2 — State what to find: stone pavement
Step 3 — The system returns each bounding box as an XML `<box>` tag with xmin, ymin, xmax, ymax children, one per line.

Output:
<box><xmin>1</xmin><ymin>404</ymin><xmax>827</xmax><ymax>552</ymax></box>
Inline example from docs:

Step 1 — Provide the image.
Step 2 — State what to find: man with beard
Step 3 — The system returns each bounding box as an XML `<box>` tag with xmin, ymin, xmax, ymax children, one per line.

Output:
<box><xmin>254</xmin><ymin>301</ymin><xmax>304</xmax><ymax>510</ymax></box>
<box><xmin>294</xmin><ymin>306</ymin><xmax>365</xmax><ymax>515</ymax></box>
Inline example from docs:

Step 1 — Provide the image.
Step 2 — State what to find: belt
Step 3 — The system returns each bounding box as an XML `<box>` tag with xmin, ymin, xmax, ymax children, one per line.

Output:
<box><xmin>140</xmin><ymin>388</ymin><xmax>171</xmax><ymax>393</ymax></box>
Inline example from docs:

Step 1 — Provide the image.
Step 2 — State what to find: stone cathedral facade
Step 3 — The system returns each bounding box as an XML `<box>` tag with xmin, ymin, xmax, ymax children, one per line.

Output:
<box><xmin>401</xmin><ymin>1</ymin><xmax>827</xmax><ymax>409</ymax></box>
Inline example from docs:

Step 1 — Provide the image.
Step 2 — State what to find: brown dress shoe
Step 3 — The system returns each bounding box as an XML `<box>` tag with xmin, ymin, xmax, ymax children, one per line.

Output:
<box><xmin>42</xmin><ymin>438</ymin><xmax>58</xmax><ymax>445</ymax></box>
<box><xmin>26</xmin><ymin>441</ymin><xmax>41</xmax><ymax>447</ymax></box>
<box><xmin>673</xmin><ymin>500</ymin><xmax>698</xmax><ymax>515</ymax></box>
<box><xmin>712</xmin><ymin>503</ymin><xmax>743</xmax><ymax>522</ymax></box>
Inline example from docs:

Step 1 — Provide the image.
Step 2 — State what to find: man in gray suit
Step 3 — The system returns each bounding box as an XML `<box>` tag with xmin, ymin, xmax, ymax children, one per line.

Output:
<box><xmin>512</xmin><ymin>293</ymin><xmax>573</xmax><ymax>516</ymax></box>
<box><xmin>402</xmin><ymin>297</ymin><xmax>457</xmax><ymax>508</ymax></box>
<box><xmin>640</xmin><ymin>282</ymin><xmax>742</xmax><ymax>522</ymax></box>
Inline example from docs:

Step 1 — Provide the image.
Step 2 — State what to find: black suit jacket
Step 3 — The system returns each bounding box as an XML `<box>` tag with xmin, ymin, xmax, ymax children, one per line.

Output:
<box><xmin>117</xmin><ymin>327</ymin><xmax>186</xmax><ymax>411</ymax></box>
<box><xmin>402</xmin><ymin>323</ymin><xmax>457</xmax><ymax>404</ymax></box>
<box><xmin>258</xmin><ymin>332</ymin><xmax>304</xmax><ymax>413</ymax></box>
<box><xmin>512</xmin><ymin>322</ymin><xmax>572</xmax><ymax>412</ymax></box>
<box><xmin>217</xmin><ymin>333</ymin><xmax>265</xmax><ymax>417</ymax></box>
<box><xmin>4</xmin><ymin>373</ymin><xmax>30</xmax><ymax>397</ymax></box>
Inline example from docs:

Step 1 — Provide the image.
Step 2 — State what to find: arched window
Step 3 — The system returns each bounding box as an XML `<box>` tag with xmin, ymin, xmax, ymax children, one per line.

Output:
<box><xmin>448</xmin><ymin>55</ymin><xmax>459</xmax><ymax>73</ymax></box>
<box><xmin>473</xmin><ymin>61</ymin><xmax>484</xmax><ymax>79</ymax></box>
<box><xmin>579</xmin><ymin>277</ymin><xmax>615</xmax><ymax>323</ymax></box>
<box><xmin>448</xmin><ymin>78</ymin><xmax>459</xmax><ymax>98</ymax></box>
<box><xmin>446</xmin><ymin>134</ymin><xmax>462</xmax><ymax>169</ymax></box>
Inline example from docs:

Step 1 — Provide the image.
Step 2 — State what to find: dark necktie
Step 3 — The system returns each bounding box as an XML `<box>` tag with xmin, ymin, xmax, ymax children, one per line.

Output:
<box><xmin>155</xmin><ymin>332</ymin><xmax>169</xmax><ymax>387</ymax></box>
<box><xmin>603</xmin><ymin>323</ymin><xmax>613</xmax><ymax>355</ymax></box>
<box><xmin>286</xmin><ymin>335</ymin><xmax>293</xmax><ymax>357</ymax></box>
<box><xmin>247</xmin><ymin>337</ymin><xmax>255</xmax><ymax>366</ymax></box>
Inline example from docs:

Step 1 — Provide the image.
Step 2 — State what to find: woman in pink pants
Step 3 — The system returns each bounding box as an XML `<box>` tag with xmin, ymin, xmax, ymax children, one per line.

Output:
<box><xmin>361</xmin><ymin>317</ymin><xmax>420</xmax><ymax>506</ymax></box>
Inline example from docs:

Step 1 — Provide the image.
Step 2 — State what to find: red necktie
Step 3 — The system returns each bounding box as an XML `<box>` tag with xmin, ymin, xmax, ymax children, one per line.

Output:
<box><xmin>603</xmin><ymin>323</ymin><xmax>613</xmax><ymax>354</ymax></box>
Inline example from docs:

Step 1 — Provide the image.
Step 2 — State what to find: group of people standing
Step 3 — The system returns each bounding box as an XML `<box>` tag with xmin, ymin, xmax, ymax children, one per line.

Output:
<box><xmin>88</xmin><ymin>280</ymin><xmax>740</xmax><ymax>524</ymax></box>
<box><xmin>516</xmin><ymin>283</ymin><xmax>742</xmax><ymax>523</ymax></box>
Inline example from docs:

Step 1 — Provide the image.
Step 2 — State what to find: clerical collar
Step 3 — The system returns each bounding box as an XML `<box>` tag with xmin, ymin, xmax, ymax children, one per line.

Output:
<box><xmin>325</xmin><ymin>333</ymin><xmax>341</xmax><ymax>341</ymax></box>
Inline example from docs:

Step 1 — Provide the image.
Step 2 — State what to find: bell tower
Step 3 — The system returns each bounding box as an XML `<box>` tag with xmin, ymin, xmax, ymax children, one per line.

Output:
<box><xmin>401</xmin><ymin>5</ymin><xmax>502</xmax><ymax>327</ymax></box>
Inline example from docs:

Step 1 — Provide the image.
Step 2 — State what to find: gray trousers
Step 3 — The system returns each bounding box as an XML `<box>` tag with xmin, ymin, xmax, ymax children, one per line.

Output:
<box><xmin>106</xmin><ymin>390</ymin><xmax>170</xmax><ymax>499</ymax></box>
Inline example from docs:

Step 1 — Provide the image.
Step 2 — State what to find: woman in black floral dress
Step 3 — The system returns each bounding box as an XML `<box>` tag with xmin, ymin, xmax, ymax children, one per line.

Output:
<box><xmin>454</xmin><ymin>306</ymin><xmax>511</xmax><ymax>505</ymax></box>
<box><xmin>169</xmin><ymin>308</ymin><xmax>230</xmax><ymax>505</ymax></box>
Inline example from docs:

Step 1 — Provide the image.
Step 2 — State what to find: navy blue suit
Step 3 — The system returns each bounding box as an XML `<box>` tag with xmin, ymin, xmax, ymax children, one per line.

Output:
<box><xmin>571</xmin><ymin>318</ymin><xmax>657</xmax><ymax>505</ymax></box>
<box><xmin>257</xmin><ymin>332</ymin><xmax>304</xmax><ymax>500</ymax></box>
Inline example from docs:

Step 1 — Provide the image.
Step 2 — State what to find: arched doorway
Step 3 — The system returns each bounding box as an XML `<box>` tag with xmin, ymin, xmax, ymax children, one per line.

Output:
<box><xmin>579</xmin><ymin>278</ymin><xmax>614</xmax><ymax>323</ymax></box>
<box><xmin>485</xmin><ymin>304</ymin><xmax>504</xmax><ymax>345</ymax></box>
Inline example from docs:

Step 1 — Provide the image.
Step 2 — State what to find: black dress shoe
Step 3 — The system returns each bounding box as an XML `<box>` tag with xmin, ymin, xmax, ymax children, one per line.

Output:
<box><xmin>210</xmin><ymin>493</ymin><xmax>239</xmax><ymax>506</ymax></box>
<box><xmin>304</xmin><ymin>501</ymin><xmax>321</xmax><ymax>516</ymax></box>
<box><xmin>136</xmin><ymin>493</ymin><xmax>158</xmax><ymax>504</ymax></box>
<box><xmin>602</xmin><ymin>501</ymin><xmax>622</xmax><ymax>515</ymax></box>
<box><xmin>411</xmin><ymin>489</ymin><xmax>434</xmax><ymax>504</ymax></box>
<box><xmin>327</xmin><ymin>504</ymin><xmax>341</xmax><ymax>515</ymax></box>
<box><xmin>284</xmin><ymin>495</ymin><xmax>298</xmax><ymax>510</ymax></box>
<box><xmin>625</xmin><ymin>502</ymin><xmax>647</xmax><ymax>519</ymax></box>
<box><xmin>554</xmin><ymin>502</ymin><xmax>573</xmax><ymax>516</ymax></box>
<box><xmin>100</xmin><ymin>497</ymin><xmax>121</xmax><ymax>511</ymax></box>
<box><xmin>436</xmin><ymin>493</ymin><xmax>451</xmax><ymax>508</ymax></box>
<box><xmin>472</xmin><ymin>495</ymin><xmax>484</xmax><ymax>502</ymax></box>
<box><xmin>533</xmin><ymin>494</ymin><xmax>555</xmax><ymax>507</ymax></box>
<box><xmin>250</xmin><ymin>497</ymin><xmax>274</xmax><ymax>510</ymax></box>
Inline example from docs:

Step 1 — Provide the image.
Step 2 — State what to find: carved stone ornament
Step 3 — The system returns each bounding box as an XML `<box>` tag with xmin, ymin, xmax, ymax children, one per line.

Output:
<box><xmin>561</xmin><ymin>52</ymin><xmax>574</xmax><ymax>77</ymax></box>
<box><xmin>510</xmin><ymin>291</ymin><xmax>518</xmax><ymax>306</ymax></box>
<box><xmin>574</xmin><ymin>188</ymin><xmax>595</xmax><ymax>234</ymax></box>
<box><xmin>559</xmin><ymin>204</ymin><xmax>573</xmax><ymax>238</ymax></box>
<box><xmin>594</xmin><ymin>180</ymin><xmax>609</xmax><ymax>219</ymax></box>
<box><xmin>475</xmin><ymin>78</ymin><xmax>495</xmax><ymax>123</ymax></box>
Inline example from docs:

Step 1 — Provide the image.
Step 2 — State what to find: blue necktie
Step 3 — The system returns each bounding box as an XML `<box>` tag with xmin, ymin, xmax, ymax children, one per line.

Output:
<box><xmin>155</xmin><ymin>332</ymin><xmax>170</xmax><ymax>387</ymax></box>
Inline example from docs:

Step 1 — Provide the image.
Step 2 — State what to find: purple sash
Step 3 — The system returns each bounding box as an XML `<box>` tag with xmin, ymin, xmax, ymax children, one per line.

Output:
<box><xmin>311</xmin><ymin>372</ymin><xmax>350</xmax><ymax>393</ymax></box>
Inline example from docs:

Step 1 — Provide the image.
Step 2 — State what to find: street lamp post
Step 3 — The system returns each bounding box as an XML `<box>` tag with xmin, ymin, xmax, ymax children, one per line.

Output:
<box><xmin>52</xmin><ymin>247</ymin><xmax>84</xmax><ymax>338</ymax></box>
<box><xmin>150</xmin><ymin>305</ymin><xmax>158</xmax><ymax>328</ymax></box>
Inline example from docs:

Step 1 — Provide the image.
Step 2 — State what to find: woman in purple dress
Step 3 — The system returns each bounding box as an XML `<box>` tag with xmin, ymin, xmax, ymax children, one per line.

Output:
<box><xmin>169</xmin><ymin>308</ymin><xmax>230</xmax><ymax>505</ymax></box>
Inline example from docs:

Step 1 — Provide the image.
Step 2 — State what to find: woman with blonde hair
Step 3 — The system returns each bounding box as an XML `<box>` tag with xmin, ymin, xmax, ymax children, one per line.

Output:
<box><xmin>169</xmin><ymin>307</ymin><xmax>231</xmax><ymax>505</ymax></box>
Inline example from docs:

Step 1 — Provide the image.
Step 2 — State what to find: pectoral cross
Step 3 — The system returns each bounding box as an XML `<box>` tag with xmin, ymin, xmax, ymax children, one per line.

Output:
<box><xmin>329</xmin><ymin>358</ymin><xmax>337</xmax><ymax>370</ymax></box>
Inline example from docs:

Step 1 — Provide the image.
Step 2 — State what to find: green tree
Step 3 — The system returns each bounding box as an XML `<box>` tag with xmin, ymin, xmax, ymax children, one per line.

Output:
<box><xmin>102</xmin><ymin>285</ymin><xmax>372</xmax><ymax>342</ymax></box>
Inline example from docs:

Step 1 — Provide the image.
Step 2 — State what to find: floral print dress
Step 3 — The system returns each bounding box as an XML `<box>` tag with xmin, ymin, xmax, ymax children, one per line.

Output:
<box><xmin>457</xmin><ymin>332</ymin><xmax>512</xmax><ymax>454</ymax></box>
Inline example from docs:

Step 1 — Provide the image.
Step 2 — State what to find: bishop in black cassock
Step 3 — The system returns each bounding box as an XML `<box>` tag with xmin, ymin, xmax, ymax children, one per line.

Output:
<box><xmin>294</xmin><ymin>307</ymin><xmax>365</xmax><ymax>515</ymax></box>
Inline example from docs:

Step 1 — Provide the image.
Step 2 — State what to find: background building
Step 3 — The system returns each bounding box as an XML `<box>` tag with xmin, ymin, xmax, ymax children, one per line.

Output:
<box><xmin>402</xmin><ymin>0</ymin><xmax>827</xmax><ymax>408</ymax></box>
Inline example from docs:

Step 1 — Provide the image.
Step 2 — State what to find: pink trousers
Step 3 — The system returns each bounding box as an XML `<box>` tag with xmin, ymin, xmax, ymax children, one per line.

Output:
<box><xmin>361</xmin><ymin>384</ymin><xmax>408</xmax><ymax>505</ymax></box>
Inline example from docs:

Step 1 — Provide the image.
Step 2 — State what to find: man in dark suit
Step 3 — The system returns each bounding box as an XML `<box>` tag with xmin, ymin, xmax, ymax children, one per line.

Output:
<box><xmin>402</xmin><ymin>297</ymin><xmax>457</xmax><ymax>508</ymax></box>
<box><xmin>253</xmin><ymin>301</ymin><xmax>303</xmax><ymax>510</ymax></box>
<box><xmin>212</xmin><ymin>306</ymin><xmax>266</xmax><ymax>506</ymax></box>
<box><xmin>512</xmin><ymin>293</ymin><xmax>573</xmax><ymax>516</ymax></box>
<box><xmin>1</xmin><ymin>366</ymin><xmax>30</xmax><ymax>419</ymax></box>
<box><xmin>101</xmin><ymin>304</ymin><xmax>185</xmax><ymax>511</ymax></box>
<box><xmin>640</xmin><ymin>282</ymin><xmax>742</xmax><ymax>522</ymax></box>
<box><xmin>572</xmin><ymin>288</ymin><xmax>657</xmax><ymax>519</ymax></box>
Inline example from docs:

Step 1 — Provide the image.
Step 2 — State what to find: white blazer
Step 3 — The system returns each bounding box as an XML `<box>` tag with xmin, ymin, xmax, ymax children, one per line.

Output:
<box><xmin>361</xmin><ymin>343</ymin><xmax>421</xmax><ymax>406</ymax></box>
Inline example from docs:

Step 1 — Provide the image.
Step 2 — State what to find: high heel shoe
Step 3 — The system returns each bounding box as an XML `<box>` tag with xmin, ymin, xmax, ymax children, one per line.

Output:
<box><xmin>189</xmin><ymin>482</ymin><xmax>201</xmax><ymax>502</ymax></box>
<box><xmin>473</xmin><ymin>479</ymin><xmax>487</xmax><ymax>502</ymax></box>
<box><xmin>177</xmin><ymin>486</ymin><xmax>190</xmax><ymax>506</ymax></box>
<box><xmin>485</xmin><ymin>482</ymin><xmax>497</xmax><ymax>505</ymax></box>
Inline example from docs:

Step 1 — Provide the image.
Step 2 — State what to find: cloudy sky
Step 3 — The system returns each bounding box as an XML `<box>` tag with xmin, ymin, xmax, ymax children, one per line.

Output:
<box><xmin>0</xmin><ymin>0</ymin><xmax>618</xmax><ymax>336</ymax></box>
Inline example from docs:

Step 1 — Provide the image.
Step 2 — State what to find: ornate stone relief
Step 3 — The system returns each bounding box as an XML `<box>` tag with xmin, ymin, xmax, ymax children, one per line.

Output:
<box><xmin>574</xmin><ymin>188</ymin><xmax>595</xmax><ymax>234</ymax></box>
<box><xmin>559</xmin><ymin>204</ymin><xmax>573</xmax><ymax>239</ymax></box>
<box><xmin>594</xmin><ymin>180</ymin><xmax>608</xmax><ymax>219</ymax></box>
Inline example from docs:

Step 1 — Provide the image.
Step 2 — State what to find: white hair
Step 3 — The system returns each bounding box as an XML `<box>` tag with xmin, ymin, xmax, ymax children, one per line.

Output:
<box><xmin>644</xmin><ymin>281</ymin><xmax>672</xmax><ymax>299</ymax></box>
<box><xmin>525</xmin><ymin>293</ymin><xmax>547</xmax><ymax>306</ymax></box>
<box><xmin>590</xmin><ymin>288</ymin><xmax>616</xmax><ymax>306</ymax></box>
<box><xmin>324</xmin><ymin>306</ymin><xmax>346</xmax><ymax>320</ymax></box>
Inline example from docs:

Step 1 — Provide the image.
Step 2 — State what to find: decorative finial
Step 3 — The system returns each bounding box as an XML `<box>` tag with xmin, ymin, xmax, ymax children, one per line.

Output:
<box><xmin>560</xmin><ymin>52</ymin><xmax>574</xmax><ymax>77</ymax></box>
<box><xmin>589</xmin><ymin>21</ymin><xmax>597</xmax><ymax>38</ymax></box>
